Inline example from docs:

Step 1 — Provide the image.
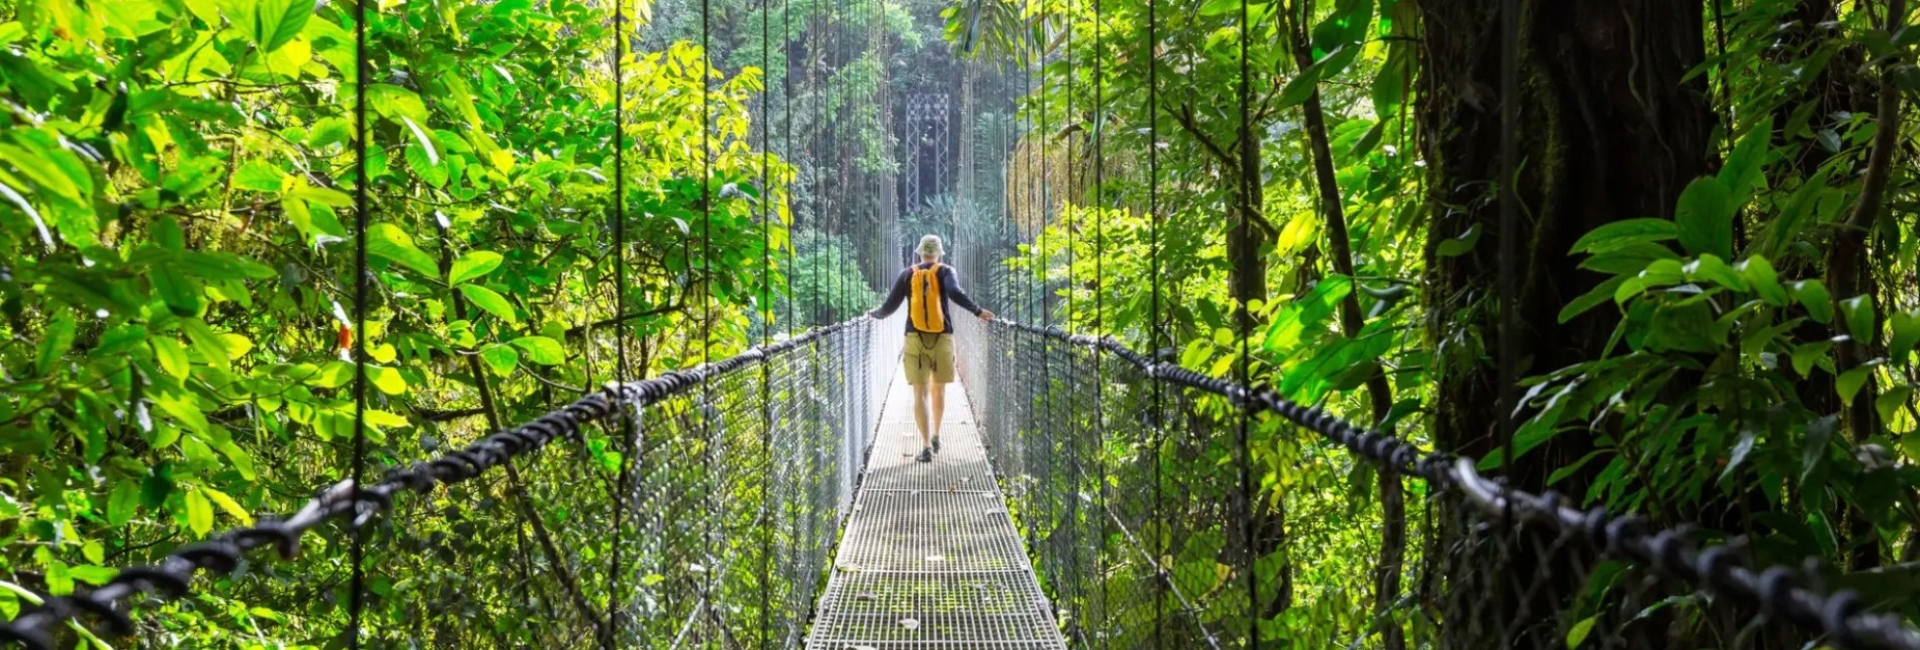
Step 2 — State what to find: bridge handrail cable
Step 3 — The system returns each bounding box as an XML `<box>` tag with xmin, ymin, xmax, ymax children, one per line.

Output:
<box><xmin>0</xmin><ymin>317</ymin><xmax>880</xmax><ymax>650</ymax></box>
<box><xmin>984</xmin><ymin>317</ymin><xmax>1920</xmax><ymax>650</ymax></box>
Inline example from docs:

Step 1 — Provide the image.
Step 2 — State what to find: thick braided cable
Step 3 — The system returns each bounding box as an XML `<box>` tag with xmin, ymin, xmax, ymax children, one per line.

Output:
<box><xmin>987</xmin><ymin>318</ymin><xmax>1920</xmax><ymax>650</ymax></box>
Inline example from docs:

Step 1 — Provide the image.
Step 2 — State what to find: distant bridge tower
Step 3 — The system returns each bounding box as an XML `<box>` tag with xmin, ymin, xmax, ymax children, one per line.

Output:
<box><xmin>900</xmin><ymin>92</ymin><xmax>951</xmax><ymax>263</ymax></box>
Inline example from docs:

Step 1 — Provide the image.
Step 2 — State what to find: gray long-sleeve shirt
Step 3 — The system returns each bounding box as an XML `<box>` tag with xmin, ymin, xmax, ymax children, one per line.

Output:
<box><xmin>870</xmin><ymin>263</ymin><xmax>983</xmax><ymax>334</ymax></box>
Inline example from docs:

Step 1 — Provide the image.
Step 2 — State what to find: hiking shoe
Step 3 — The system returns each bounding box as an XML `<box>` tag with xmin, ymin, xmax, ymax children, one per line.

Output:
<box><xmin>931</xmin><ymin>436</ymin><xmax>942</xmax><ymax>454</ymax></box>
<box><xmin>916</xmin><ymin>448</ymin><xmax>933</xmax><ymax>463</ymax></box>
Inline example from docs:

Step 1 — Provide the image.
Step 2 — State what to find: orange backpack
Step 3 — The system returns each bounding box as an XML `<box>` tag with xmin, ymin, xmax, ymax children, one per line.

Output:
<box><xmin>909</xmin><ymin>263</ymin><xmax>947</xmax><ymax>333</ymax></box>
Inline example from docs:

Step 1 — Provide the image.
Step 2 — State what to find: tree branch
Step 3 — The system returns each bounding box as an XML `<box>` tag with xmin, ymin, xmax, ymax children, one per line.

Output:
<box><xmin>561</xmin><ymin>302</ymin><xmax>684</xmax><ymax>340</ymax></box>
<box><xmin>1164</xmin><ymin>101</ymin><xmax>1239</xmax><ymax>168</ymax></box>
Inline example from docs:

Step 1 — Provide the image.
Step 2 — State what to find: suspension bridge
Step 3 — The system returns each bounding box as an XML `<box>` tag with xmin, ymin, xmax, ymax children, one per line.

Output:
<box><xmin>6</xmin><ymin>0</ymin><xmax>1920</xmax><ymax>644</ymax></box>
<box><xmin>3</xmin><ymin>309</ymin><xmax>1917</xmax><ymax>650</ymax></box>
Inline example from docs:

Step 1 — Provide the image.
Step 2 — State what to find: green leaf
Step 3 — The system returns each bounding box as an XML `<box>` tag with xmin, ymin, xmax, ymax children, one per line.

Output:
<box><xmin>1559</xmin><ymin>275</ymin><xmax>1629</xmax><ymax>323</ymax></box>
<box><xmin>449</xmin><ymin>251</ymin><xmax>504</xmax><ymax>285</ymax></box>
<box><xmin>35</xmin><ymin>311</ymin><xmax>76</xmax><ymax>376</ymax></box>
<box><xmin>292</xmin><ymin>185</ymin><xmax>352</xmax><ymax>207</ymax></box>
<box><xmin>70</xmin><ymin>565</ymin><xmax>117</xmax><ymax>587</ymax></box>
<box><xmin>367</xmin><ymin>223</ymin><xmax>441</xmax><ymax>277</ymax></box>
<box><xmin>152</xmin><ymin>393</ymin><xmax>209</xmax><ymax>435</ymax></box>
<box><xmin>210</xmin><ymin>437</ymin><xmax>257</xmax><ymax>481</ymax></box>
<box><xmin>181</xmin><ymin>318</ymin><xmax>231</xmax><ymax>372</ymax></box>
<box><xmin>81</xmin><ymin>541</ymin><xmax>104</xmax><ymax>565</ymax></box>
<box><xmin>234</xmin><ymin>160</ymin><xmax>285</xmax><ymax>192</ymax></box>
<box><xmin>1838</xmin><ymin>365</ymin><xmax>1875</xmax><ymax>406</ymax></box>
<box><xmin>151</xmin><ymin>263</ymin><xmax>203</xmax><ymax>317</ymax></box>
<box><xmin>1436</xmin><ymin>223</ymin><xmax>1480</xmax><ymax>258</ymax></box>
<box><xmin>107</xmin><ymin>481</ymin><xmax>140</xmax><ymax>526</ymax></box>
<box><xmin>151</xmin><ymin>217</ymin><xmax>186</xmax><ymax>252</ymax></box>
<box><xmin>1349</xmin><ymin>120</ymin><xmax>1386</xmax><ymax>158</ymax></box>
<box><xmin>1717</xmin><ymin>116</ymin><xmax>1773</xmax><ymax>206</ymax></box>
<box><xmin>1278</xmin><ymin>65</ymin><xmax>1321</xmax><ymax>108</ymax></box>
<box><xmin>370</xmin><ymin>365</ymin><xmax>407</xmax><ymax>395</ymax></box>
<box><xmin>1579</xmin><ymin>241</ymin><xmax>1675</xmax><ymax>274</ymax></box>
<box><xmin>200</xmin><ymin>487</ymin><xmax>253</xmax><ymax>525</ymax></box>
<box><xmin>400</xmin><ymin>116</ymin><xmax>439</xmax><ymax>165</ymax></box>
<box><xmin>1683</xmin><ymin>254</ymin><xmax>1746</xmax><ymax>291</ymax></box>
<box><xmin>1567</xmin><ymin>615</ymin><xmax>1597</xmax><ymax>648</ymax></box>
<box><xmin>1792</xmin><ymin>340</ymin><xmax>1833</xmax><ymax>377</ymax></box>
<box><xmin>1802</xmin><ymin>414</ymin><xmax>1836</xmax><ymax>485</ymax></box>
<box><xmin>1737</xmin><ymin>256</ymin><xmax>1788</xmax><ymax>306</ymax></box>
<box><xmin>308</xmin><ymin>117</ymin><xmax>352</xmax><ymax>149</ymax></box>
<box><xmin>1891</xmin><ymin>309</ymin><xmax>1920</xmax><ymax>359</ymax></box>
<box><xmin>248</xmin><ymin>0</ymin><xmax>313</xmax><ymax>52</ymax></box>
<box><xmin>1840</xmin><ymin>295</ymin><xmax>1875</xmax><ymax>343</ymax></box>
<box><xmin>1571</xmin><ymin>219</ymin><xmax>1678</xmax><ymax>253</ymax></box>
<box><xmin>1675</xmin><ymin>177</ymin><xmax>1733</xmax><ymax>258</ymax></box>
<box><xmin>151</xmin><ymin>337</ymin><xmax>190</xmax><ymax>378</ymax></box>
<box><xmin>1878</xmin><ymin>385</ymin><xmax>1913</xmax><ymax>423</ymax></box>
<box><xmin>510</xmin><ymin>336</ymin><xmax>565</xmax><ymax>365</ymax></box>
<box><xmin>459</xmin><ymin>284</ymin><xmax>518</xmax><ymax>323</ymax></box>
<box><xmin>367</xmin><ymin>84</ymin><xmax>428</xmax><ymax>122</ymax></box>
<box><xmin>479</xmin><ymin>345</ymin><xmax>520</xmax><ymax>376</ymax></box>
<box><xmin>405</xmin><ymin>143</ymin><xmax>448</xmax><ymax>188</ymax></box>
<box><xmin>183</xmin><ymin>488</ymin><xmax>213</xmax><ymax>536</ymax></box>
<box><xmin>1788</xmin><ymin>280</ymin><xmax>1834</xmax><ymax>323</ymax></box>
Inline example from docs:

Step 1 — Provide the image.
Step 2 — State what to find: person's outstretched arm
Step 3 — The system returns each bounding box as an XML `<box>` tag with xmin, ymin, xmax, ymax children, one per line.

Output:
<box><xmin>867</xmin><ymin>270</ymin><xmax>909</xmax><ymax>319</ymax></box>
<box><xmin>942</xmin><ymin>267</ymin><xmax>994</xmax><ymax>321</ymax></box>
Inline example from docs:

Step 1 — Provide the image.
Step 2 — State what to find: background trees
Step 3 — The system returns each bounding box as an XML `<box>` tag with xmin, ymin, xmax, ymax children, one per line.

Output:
<box><xmin>954</xmin><ymin>0</ymin><xmax>1920</xmax><ymax>646</ymax></box>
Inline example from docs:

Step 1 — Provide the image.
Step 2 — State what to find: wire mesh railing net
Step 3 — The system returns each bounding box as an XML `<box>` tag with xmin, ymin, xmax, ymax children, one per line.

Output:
<box><xmin>958</xmin><ymin>317</ymin><xmax>1234</xmax><ymax>649</ymax></box>
<box><xmin>0</xmin><ymin>316</ymin><xmax>900</xmax><ymax>650</ymax></box>
<box><xmin>957</xmin><ymin>317</ymin><xmax>1920</xmax><ymax>650</ymax></box>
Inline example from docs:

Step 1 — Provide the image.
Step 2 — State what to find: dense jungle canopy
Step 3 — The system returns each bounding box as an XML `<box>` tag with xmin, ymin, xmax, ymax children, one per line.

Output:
<box><xmin>1</xmin><ymin>0</ymin><xmax>1919</xmax><ymax>647</ymax></box>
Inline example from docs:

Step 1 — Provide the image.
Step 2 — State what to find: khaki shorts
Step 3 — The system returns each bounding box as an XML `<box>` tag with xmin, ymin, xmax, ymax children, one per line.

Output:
<box><xmin>903</xmin><ymin>332</ymin><xmax>955</xmax><ymax>385</ymax></box>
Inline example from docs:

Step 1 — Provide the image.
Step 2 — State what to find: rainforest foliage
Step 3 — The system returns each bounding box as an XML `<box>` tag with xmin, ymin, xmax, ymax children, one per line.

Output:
<box><xmin>951</xmin><ymin>0</ymin><xmax>1920</xmax><ymax>646</ymax></box>
<box><xmin>0</xmin><ymin>0</ymin><xmax>905</xmax><ymax>645</ymax></box>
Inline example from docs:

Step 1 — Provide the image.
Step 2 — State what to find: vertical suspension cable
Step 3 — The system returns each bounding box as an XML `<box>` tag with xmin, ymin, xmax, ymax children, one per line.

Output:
<box><xmin>1060</xmin><ymin>2</ymin><xmax>1079</xmax><ymax>625</ymax></box>
<box><xmin>1496</xmin><ymin>1</ymin><xmax>1521</xmax><ymax>642</ymax></box>
<box><xmin>784</xmin><ymin>0</ymin><xmax>796</xmax><ymax>331</ymax></box>
<box><xmin>757</xmin><ymin>0</ymin><xmax>775</xmax><ymax>639</ymax></box>
<box><xmin>1234</xmin><ymin>0</ymin><xmax>1259</xmax><ymax>643</ymax></box>
<box><xmin>1144</xmin><ymin>0</ymin><xmax>1165</xmax><ymax>639</ymax></box>
<box><xmin>699</xmin><ymin>0</ymin><xmax>717</xmax><ymax>639</ymax></box>
<box><xmin>1497</xmin><ymin>0</ymin><xmax>1518</xmax><ymax>496</ymax></box>
<box><xmin>347</xmin><ymin>0</ymin><xmax>371</xmax><ymax>646</ymax></box>
<box><xmin>1090</xmin><ymin>0</ymin><xmax>1109</xmax><ymax>640</ymax></box>
<box><xmin>813</xmin><ymin>0</ymin><xmax>826</xmax><ymax>326</ymax></box>
<box><xmin>608</xmin><ymin>4</ymin><xmax>631</xmax><ymax>646</ymax></box>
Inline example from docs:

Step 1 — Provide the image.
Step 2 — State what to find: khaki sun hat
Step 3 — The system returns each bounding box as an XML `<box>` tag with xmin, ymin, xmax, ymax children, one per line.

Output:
<box><xmin>916</xmin><ymin>234</ymin><xmax>945</xmax><ymax>258</ymax></box>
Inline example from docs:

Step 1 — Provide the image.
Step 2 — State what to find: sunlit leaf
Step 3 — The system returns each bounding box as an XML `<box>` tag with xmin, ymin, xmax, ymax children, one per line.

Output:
<box><xmin>510</xmin><ymin>336</ymin><xmax>566</xmax><ymax>365</ymax></box>
<box><xmin>459</xmin><ymin>284</ymin><xmax>519</xmax><ymax>323</ymax></box>
<box><xmin>449</xmin><ymin>251</ymin><xmax>504</xmax><ymax>285</ymax></box>
<box><xmin>367</xmin><ymin>223</ymin><xmax>441</xmax><ymax>277</ymax></box>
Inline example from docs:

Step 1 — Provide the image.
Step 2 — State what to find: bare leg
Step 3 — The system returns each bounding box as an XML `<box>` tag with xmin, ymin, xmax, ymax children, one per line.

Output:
<box><xmin>929</xmin><ymin>382</ymin><xmax>947</xmax><ymax>443</ymax></box>
<box><xmin>911</xmin><ymin>381</ymin><xmax>931</xmax><ymax>447</ymax></box>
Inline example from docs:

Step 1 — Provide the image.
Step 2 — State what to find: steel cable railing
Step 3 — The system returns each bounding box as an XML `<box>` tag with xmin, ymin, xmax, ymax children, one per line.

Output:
<box><xmin>1</xmin><ymin>314</ymin><xmax>901</xmax><ymax>650</ymax></box>
<box><xmin>956</xmin><ymin>316</ymin><xmax>1920</xmax><ymax>650</ymax></box>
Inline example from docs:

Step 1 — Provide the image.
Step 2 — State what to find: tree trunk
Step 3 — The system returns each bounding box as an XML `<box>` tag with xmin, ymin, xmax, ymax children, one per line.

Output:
<box><xmin>1414</xmin><ymin>1</ymin><xmax>1713</xmax><ymax>647</ymax></box>
<box><xmin>1827</xmin><ymin>0</ymin><xmax>1903</xmax><ymax>571</ymax></box>
<box><xmin>1286</xmin><ymin>3</ymin><xmax>1405</xmax><ymax>644</ymax></box>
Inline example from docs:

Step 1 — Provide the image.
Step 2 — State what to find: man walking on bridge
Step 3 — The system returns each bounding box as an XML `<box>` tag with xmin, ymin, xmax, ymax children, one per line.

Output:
<box><xmin>868</xmin><ymin>235</ymin><xmax>994</xmax><ymax>463</ymax></box>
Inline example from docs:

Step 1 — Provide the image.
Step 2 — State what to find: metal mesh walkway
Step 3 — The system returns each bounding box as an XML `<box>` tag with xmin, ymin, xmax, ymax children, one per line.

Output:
<box><xmin>805</xmin><ymin>377</ymin><xmax>1069</xmax><ymax>649</ymax></box>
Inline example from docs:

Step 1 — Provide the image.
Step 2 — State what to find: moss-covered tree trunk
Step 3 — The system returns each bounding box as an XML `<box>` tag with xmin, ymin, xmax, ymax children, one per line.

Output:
<box><xmin>1414</xmin><ymin>1</ymin><xmax>1713</xmax><ymax>646</ymax></box>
